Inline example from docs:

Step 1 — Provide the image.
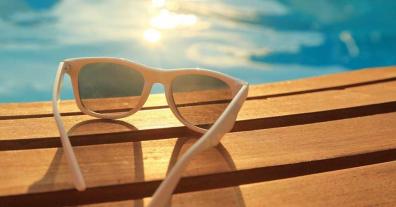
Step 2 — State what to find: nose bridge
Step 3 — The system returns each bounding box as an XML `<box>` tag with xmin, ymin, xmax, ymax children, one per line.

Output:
<box><xmin>148</xmin><ymin>68</ymin><xmax>171</xmax><ymax>85</ymax></box>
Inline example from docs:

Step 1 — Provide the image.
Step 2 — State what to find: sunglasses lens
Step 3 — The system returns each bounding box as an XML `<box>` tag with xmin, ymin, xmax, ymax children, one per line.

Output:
<box><xmin>171</xmin><ymin>74</ymin><xmax>233</xmax><ymax>129</ymax></box>
<box><xmin>78</xmin><ymin>62</ymin><xmax>144</xmax><ymax>115</ymax></box>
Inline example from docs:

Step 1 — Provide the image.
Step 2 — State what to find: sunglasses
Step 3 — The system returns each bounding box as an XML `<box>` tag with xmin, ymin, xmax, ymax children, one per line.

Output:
<box><xmin>52</xmin><ymin>57</ymin><xmax>248</xmax><ymax>207</ymax></box>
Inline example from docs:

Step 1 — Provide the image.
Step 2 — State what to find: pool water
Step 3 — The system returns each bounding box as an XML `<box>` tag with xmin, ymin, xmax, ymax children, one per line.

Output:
<box><xmin>1</xmin><ymin>0</ymin><xmax>395</xmax><ymax>103</ymax></box>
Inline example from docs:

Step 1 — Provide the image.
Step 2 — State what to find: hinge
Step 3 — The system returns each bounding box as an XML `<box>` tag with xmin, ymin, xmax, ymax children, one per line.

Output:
<box><xmin>64</xmin><ymin>63</ymin><xmax>71</xmax><ymax>73</ymax></box>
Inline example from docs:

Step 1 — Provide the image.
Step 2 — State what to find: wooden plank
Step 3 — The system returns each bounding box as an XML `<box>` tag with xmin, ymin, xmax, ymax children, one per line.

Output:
<box><xmin>0</xmin><ymin>111</ymin><xmax>395</xmax><ymax>205</ymax></box>
<box><xmin>1</xmin><ymin>67</ymin><xmax>395</xmax><ymax>206</ymax></box>
<box><xmin>1</xmin><ymin>79</ymin><xmax>396</xmax><ymax>149</ymax></box>
<box><xmin>83</xmin><ymin>161</ymin><xmax>396</xmax><ymax>207</ymax></box>
<box><xmin>0</xmin><ymin>66</ymin><xmax>395</xmax><ymax>119</ymax></box>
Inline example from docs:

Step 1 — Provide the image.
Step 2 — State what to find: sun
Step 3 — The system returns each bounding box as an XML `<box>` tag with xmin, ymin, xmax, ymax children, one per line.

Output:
<box><xmin>143</xmin><ymin>28</ymin><xmax>161</xmax><ymax>43</ymax></box>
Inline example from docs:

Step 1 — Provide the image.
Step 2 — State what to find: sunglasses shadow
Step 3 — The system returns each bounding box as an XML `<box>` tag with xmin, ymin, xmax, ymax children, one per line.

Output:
<box><xmin>28</xmin><ymin>119</ymin><xmax>245</xmax><ymax>207</ymax></box>
<box><xmin>161</xmin><ymin>137</ymin><xmax>246</xmax><ymax>207</ymax></box>
<box><xmin>28</xmin><ymin>119</ymin><xmax>144</xmax><ymax>206</ymax></box>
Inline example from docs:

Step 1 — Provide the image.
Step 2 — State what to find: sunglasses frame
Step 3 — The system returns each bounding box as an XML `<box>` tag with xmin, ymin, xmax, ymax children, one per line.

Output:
<box><xmin>52</xmin><ymin>57</ymin><xmax>248</xmax><ymax>207</ymax></box>
<box><xmin>65</xmin><ymin>57</ymin><xmax>243</xmax><ymax>133</ymax></box>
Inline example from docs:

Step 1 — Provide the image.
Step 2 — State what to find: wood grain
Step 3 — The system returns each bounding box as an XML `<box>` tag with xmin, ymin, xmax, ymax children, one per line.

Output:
<box><xmin>82</xmin><ymin>161</ymin><xmax>396</xmax><ymax>207</ymax></box>
<box><xmin>0</xmin><ymin>67</ymin><xmax>395</xmax><ymax>206</ymax></box>
<box><xmin>0</xmin><ymin>111</ymin><xmax>395</xmax><ymax>205</ymax></box>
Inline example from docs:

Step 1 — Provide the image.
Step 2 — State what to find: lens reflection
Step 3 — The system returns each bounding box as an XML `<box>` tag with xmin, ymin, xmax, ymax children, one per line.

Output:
<box><xmin>171</xmin><ymin>74</ymin><xmax>232</xmax><ymax>129</ymax></box>
<box><xmin>78</xmin><ymin>62</ymin><xmax>144</xmax><ymax>114</ymax></box>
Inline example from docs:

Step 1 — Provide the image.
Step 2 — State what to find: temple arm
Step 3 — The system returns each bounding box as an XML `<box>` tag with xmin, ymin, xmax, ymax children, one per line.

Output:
<box><xmin>52</xmin><ymin>62</ymin><xmax>86</xmax><ymax>191</ymax></box>
<box><xmin>148</xmin><ymin>84</ymin><xmax>249</xmax><ymax>207</ymax></box>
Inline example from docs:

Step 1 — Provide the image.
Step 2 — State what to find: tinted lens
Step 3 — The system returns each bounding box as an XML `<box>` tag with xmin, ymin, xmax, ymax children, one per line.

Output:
<box><xmin>171</xmin><ymin>74</ymin><xmax>233</xmax><ymax>129</ymax></box>
<box><xmin>78</xmin><ymin>62</ymin><xmax>144</xmax><ymax>114</ymax></box>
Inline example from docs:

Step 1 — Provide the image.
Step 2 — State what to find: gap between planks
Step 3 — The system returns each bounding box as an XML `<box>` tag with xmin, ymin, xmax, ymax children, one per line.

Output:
<box><xmin>1</xmin><ymin>79</ymin><xmax>396</xmax><ymax>150</ymax></box>
<box><xmin>82</xmin><ymin>161</ymin><xmax>396</xmax><ymax>207</ymax></box>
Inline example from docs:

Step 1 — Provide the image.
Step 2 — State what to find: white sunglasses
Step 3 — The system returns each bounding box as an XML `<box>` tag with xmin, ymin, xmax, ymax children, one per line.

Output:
<box><xmin>52</xmin><ymin>57</ymin><xmax>248</xmax><ymax>207</ymax></box>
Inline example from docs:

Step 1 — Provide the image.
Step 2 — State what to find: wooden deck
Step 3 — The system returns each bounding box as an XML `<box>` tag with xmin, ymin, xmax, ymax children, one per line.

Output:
<box><xmin>0</xmin><ymin>67</ymin><xmax>395</xmax><ymax>206</ymax></box>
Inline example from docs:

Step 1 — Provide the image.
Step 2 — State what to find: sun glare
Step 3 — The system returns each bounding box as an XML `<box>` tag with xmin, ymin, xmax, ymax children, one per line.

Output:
<box><xmin>151</xmin><ymin>10</ymin><xmax>197</xmax><ymax>29</ymax></box>
<box><xmin>143</xmin><ymin>0</ymin><xmax>198</xmax><ymax>44</ymax></box>
<box><xmin>144</xmin><ymin>28</ymin><xmax>161</xmax><ymax>43</ymax></box>
<box><xmin>152</xmin><ymin>0</ymin><xmax>166</xmax><ymax>8</ymax></box>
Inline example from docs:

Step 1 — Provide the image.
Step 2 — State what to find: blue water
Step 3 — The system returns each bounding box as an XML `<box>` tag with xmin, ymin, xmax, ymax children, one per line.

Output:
<box><xmin>1</xmin><ymin>0</ymin><xmax>396</xmax><ymax>103</ymax></box>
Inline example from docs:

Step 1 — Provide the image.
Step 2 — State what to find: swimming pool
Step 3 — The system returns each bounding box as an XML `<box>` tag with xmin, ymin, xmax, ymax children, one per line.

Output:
<box><xmin>1</xmin><ymin>0</ymin><xmax>395</xmax><ymax>103</ymax></box>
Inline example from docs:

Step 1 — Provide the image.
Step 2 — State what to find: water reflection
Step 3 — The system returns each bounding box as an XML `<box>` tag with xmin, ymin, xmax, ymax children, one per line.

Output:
<box><xmin>150</xmin><ymin>9</ymin><xmax>197</xmax><ymax>30</ymax></box>
<box><xmin>1</xmin><ymin>0</ymin><xmax>396</xmax><ymax>102</ymax></box>
<box><xmin>144</xmin><ymin>0</ymin><xmax>199</xmax><ymax>44</ymax></box>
